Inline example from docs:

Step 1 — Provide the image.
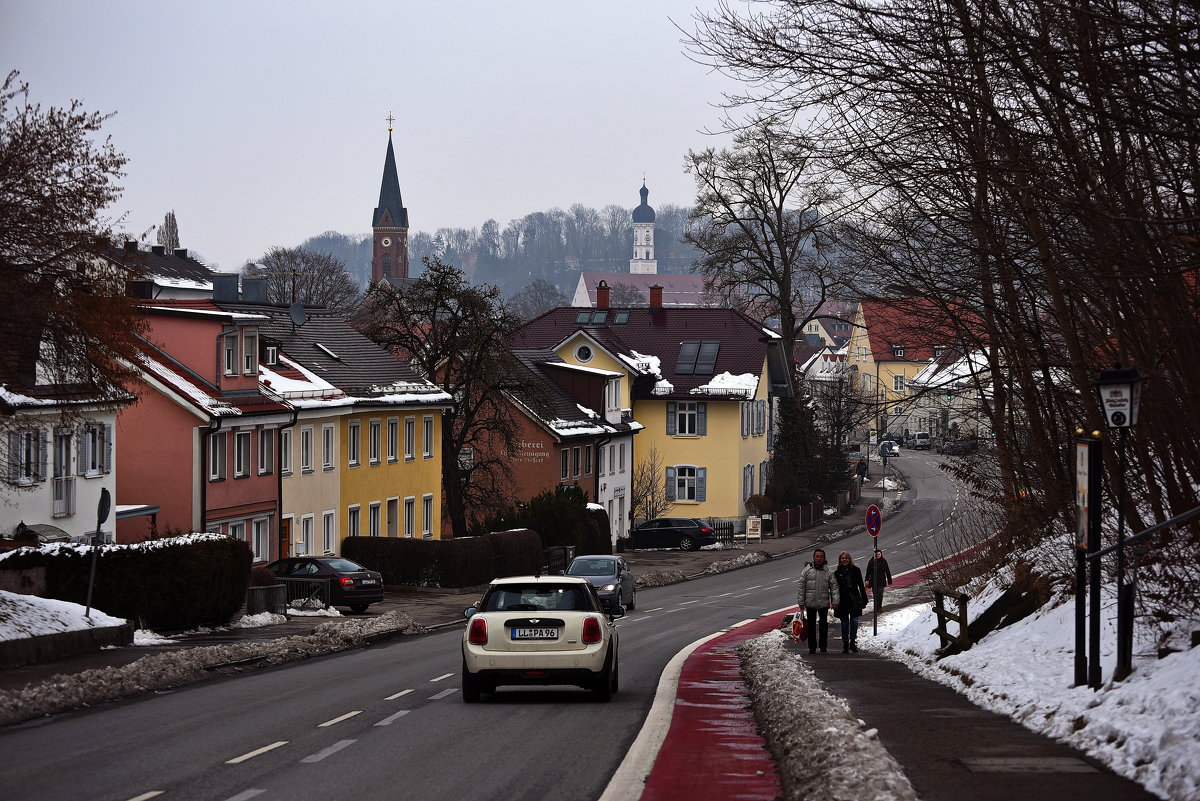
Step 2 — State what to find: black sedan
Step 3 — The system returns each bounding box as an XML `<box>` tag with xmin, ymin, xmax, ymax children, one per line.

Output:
<box><xmin>264</xmin><ymin>556</ymin><xmax>384</xmax><ymax>613</ymax></box>
<box><xmin>629</xmin><ymin>517</ymin><xmax>718</xmax><ymax>551</ymax></box>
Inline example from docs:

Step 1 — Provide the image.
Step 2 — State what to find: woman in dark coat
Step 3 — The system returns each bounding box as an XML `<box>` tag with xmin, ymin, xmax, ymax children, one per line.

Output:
<box><xmin>834</xmin><ymin>551</ymin><xmax>868</xmax><ymax>652</ymax></box>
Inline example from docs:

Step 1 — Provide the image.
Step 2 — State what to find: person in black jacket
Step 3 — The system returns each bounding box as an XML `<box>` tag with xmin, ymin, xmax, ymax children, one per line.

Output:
<box><xmin>865</xmin><ymin>549</ymin><xmax>893</xmax><ymax>605</ymax></box>
<box><xmin>833</xmin><ymin>552</ymin><xmax>868</xmax><ymax>652</ymax></box>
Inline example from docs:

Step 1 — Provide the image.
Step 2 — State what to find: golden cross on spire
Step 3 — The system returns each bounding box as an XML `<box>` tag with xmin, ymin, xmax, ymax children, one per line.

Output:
<box><xmin>386</xmin><ymin>112</ymin><xmax>395</xmax><ymax>131</ymax></box>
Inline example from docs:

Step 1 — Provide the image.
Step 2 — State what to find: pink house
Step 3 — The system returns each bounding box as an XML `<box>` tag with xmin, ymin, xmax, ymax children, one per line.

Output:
<box><xmin>115</xmin><ymin>299</ymin><xmax>294</xmax><ymax>561</ymax></box>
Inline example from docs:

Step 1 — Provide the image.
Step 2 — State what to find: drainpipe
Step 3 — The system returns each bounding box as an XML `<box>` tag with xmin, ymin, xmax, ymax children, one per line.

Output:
<box><xmin>199</xmin><ymin>416</ymin><xmax>224</xmax><ymax>533</ymax></box>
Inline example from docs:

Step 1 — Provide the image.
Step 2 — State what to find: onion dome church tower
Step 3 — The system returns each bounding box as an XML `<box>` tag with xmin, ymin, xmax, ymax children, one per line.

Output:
<box><xmin>371</xmin><ymin>116</ymin><xmax>410</xmax><ymax>284</ymax></box>
<box><xmin>629</xmin><ymin>180</ymin><xmax>658</xmax><ymax>274</ymax></box>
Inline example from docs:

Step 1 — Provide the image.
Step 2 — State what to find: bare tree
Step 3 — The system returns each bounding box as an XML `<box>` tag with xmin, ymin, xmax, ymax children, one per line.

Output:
<box><xmin>245</xmin><ymin>246</ymin><xmax>360</xmax><ymax>315</ymax></box>
<box><xmin>508</xmin><ymin>278</ymin><xmax>567</xmax><ymax>321</ymax></box>
<box><xmin>156</xmin><ymin>210</ymin><xmax>180</xmax><ymax>251</ymax></box>
<box><xmin>356</xmin><ymin>256</ymin><xmax>526</xmax><ymax>537</ymax></box>
<box><xmin>629</xmin><ymin>444</ymin><xmax>671</xmax><ymax>524</ymax></box>
<box><xmin>0</xmin><ymin>71</ymin><xmax>145</xmax><ymax>456</ymax></box>
<box><xmin>609</xmin><ymin>282</ymin><xmax>646</xmax><ymax>307</ymax></box>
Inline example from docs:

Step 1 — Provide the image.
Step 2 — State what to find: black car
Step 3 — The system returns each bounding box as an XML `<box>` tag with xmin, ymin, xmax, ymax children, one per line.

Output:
<box><xmin>264</xmin><ymin>556</ymin><xmax>384</xmax><ymax>612</ymax></box>
<box><xmin>629</xmin><ymin>517</ymin><xmax>718</xmax><ymax>551</ymax></box>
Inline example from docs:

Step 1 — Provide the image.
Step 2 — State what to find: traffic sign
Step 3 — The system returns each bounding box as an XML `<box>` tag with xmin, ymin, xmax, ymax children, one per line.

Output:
<box><xmin>865</xmin><ymin>505</ymin><xmax>882</xmax><ymax>537</ymax></box>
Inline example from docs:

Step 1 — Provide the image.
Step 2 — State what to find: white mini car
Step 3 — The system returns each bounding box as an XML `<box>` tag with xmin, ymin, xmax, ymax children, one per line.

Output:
<box><xmin>461</xmin><ymin>575</ymin><xmax>622</xmax><ymax>702</ymax></box>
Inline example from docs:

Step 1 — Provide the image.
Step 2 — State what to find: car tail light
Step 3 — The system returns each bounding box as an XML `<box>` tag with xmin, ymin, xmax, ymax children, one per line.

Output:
<box><xmin>700</xmin><ymin>527</ymin><xmax>713</xmax><ymax>534</ymax></box>
<box><xmin>582</xmin><ymin>616</ymin><xmax>602</xmax><ymax>644</ymax></box>
<box><xmin>338</xmin><ymin>577</ymin><xmax>355</xmax><ymax>587</ymax></box>
<box><xmin>468</xmin><ymin>618</ymin><xmax>488</xmax><ymax>645</ymax></box>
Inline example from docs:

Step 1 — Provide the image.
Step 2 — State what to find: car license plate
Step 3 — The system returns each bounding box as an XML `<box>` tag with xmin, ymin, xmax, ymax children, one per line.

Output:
<box><xmin>512</xmin><ymin>627</ymin><xmax>558</xmax><ymax>640</ymax></box>
<box><xmin>359</xmin><ymin>579</ymin><xmax>377</xmax><ymax>585</ymax></box>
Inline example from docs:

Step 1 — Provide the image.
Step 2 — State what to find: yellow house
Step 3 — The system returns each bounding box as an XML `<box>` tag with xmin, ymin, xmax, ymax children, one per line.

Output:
<box><xmin>513</xmin><ymin>285</ymin><xmax>792</xmax><ymax>523</ymax></box>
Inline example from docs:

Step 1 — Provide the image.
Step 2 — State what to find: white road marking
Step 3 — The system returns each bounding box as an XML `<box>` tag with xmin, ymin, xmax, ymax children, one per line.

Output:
<box><xmin>226</xmin><ymin>741</ymin><xmax>288</xmax><ymax>764</ymax></box>
<box><xmin>643</xmin><ymin>607</ymin><xmax>665</xmax><ymax>612</ymax></box>
<box><xmin>124</xmin><ymin>793</ymin><xmax>165</xmax><ymax>801</ymax></box>
<box><xmin>318</xmin><ymin>711</ymin><xmax>362</xmax><ymax>727</ymax></box>
<box><xmin>679</xmin><ymin>599</ymin><xmax>701</xmax><ymax>606</ymax></box>
<box><xmin>772</xmin><ymin>577</ymin><xmax>791</xmax><ymax>584</ymax></box>
<box><xmin>223</xmin><ymin>792</ymin><xmax>266</xmax><ymax>801</ymax></box>
<box><xmin>730</xmin><ymin>618</ymin><xmax>757</xmax><ymax>628</ymax></box>
<box><xmin>430</xmin><ymin>673</ymin><xmax>453</xmax><ymax>682</ymax></box>
<box><xmin>300</xmin><ymin>739</ymin><xmax>356</xmax><ymax>763</ymax></box>
<box><xmin>385</xmin><ymin>689</ymin><xmax>414</xmax><ymax>700</ymax></box>
<box><xmin>375</xmin><ymin>710</ymin><xmax>411</xmax><ymax>726</ymax></box>
<box><xmin>429</xmin><ymin>688</ymin><xmax>457</xmax><ymax>700</ymax></box>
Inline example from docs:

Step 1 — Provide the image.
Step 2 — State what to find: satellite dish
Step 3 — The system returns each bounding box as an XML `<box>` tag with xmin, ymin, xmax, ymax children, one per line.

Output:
<box><xmin>288</xmin><ymin>303</ymin><xmax>308</xmax><ymax>328</ymax></box>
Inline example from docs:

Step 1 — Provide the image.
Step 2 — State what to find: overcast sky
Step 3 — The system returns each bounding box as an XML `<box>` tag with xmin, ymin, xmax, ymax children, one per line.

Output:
<box><xmin>3</xmin><ymin>0</ymin><xmax>740</xmax><ymax>271</ymax></box>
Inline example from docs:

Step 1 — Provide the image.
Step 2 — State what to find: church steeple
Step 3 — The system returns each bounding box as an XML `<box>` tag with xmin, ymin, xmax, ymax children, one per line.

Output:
<box><xmin>371</xmin><ymin>116</ymin><xmax>410</xmax><ymax>283</ymax></box>
<box><xmin>630</xmin><ymin>179</ymin><xmax>657</xmax><ymax>274</ymax></box>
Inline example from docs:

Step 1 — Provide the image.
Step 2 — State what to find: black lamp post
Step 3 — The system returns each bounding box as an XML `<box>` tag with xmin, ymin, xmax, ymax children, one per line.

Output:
<box><xmin>1093</xmin><ymin>364</ymin><xmax>1142</xmax><ymax>681</ymax></box>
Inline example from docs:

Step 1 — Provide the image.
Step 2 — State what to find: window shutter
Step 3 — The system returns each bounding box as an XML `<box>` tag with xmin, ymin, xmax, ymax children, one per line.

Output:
<box><xmin>741</xmin><ymin>403</ymin><xmax>749</xmax><ymax>437</ymax></box>
<box><xmin>665</xmin><ymin>466</ymin><xmax>677</xmax><ymax>501</ymax></box>
<box><xmin>76</xmin><ymin>427</ymin><xmax>86</xmax><ymax>476</ymax></box>
<box><xmin>7</xmin><ymin>432</ymin><xmax>18</xmax><ymax>483</ymax></box>
<box><xmin>38</xmin><ymin>429</ymin><xmax>49</xmax><ymax>482</ymax></box>
<box><xmin>103</xmin><ymin>424</ymin><xmax>113</xmax><ymax>473</ymax></box>
<box><xmin>666</xmin><ymin>402</ymin><xmax>677</xmax><ymax>435</ymax></box>
<box><xmin>697</xmin><ymin>467</ymin><xmax>707</xmax><ymax>502</ymax></box>
<box><xmin>698</xmin><ymin>403</ymin><xmax>707</xmax><ymax>436</ymax></box>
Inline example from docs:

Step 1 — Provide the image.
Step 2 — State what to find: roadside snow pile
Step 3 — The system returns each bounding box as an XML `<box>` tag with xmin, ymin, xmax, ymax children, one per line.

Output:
<box><xmin>740</xmin><ymin>629</ymin><xmax>918</xmax><ymax>801</ymax></box>
<box><xmin>0</xmin><ymin>590</ymin><xmax>125</xmax><ymax>637</ymax></box>
<box><xmin>637</xmin><ymin>569</ymin><xmax>688</xmax><ymax>588</ymax></box>
<box><xmin>702</xmin><ymin>551</ymin><xmax>769</xmax><ymax>575</ymax></box>
<box><xmin>0</xmin><ymin>610</ymin><xmax>426</xmax><ymax>727</ymax></box>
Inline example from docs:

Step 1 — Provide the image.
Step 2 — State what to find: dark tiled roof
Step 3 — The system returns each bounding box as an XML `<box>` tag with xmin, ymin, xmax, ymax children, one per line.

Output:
<box><xmin>576</xmin><ymin>272</ymin><xmax>708</xmax><ymax>306</ymax></box>
<box><xmin>508</xmin><ymin>349</ymin><xmax>637</xmax><ymax>439</ymax></box>
<box><xmin>513</xmin><ymin>306</ymin><xmax>779</xmax><ymax>400</ymax></box>
<box><xmin>104</xmin><ymin>243</ymin><xmax>214</xmax><ymax>284</ymax></box>
<box><xmin>214</xmin><ymin>301</ymin><xmax>426</xmax><ymax>394</ymax></box>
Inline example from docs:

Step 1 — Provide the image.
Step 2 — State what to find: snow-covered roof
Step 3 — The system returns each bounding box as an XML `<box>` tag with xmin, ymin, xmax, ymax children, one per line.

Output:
<box><xmin>689</xmin><ymin>372</ymin><xmax>759</xmax><ymax>399</ymax></box>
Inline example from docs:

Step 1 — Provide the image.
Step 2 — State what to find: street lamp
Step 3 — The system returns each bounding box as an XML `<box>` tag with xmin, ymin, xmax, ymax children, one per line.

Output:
<box><xmin>1093</xmin><ymin>364</ymin><xmax>1142</xmax><ymax>681</ymax></box>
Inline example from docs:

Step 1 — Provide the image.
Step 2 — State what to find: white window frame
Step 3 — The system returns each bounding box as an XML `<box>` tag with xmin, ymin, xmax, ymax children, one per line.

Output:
<box><xmin>234</xmin><ymin>430</ymin><xmax>252</xmax><ymax>478</ymax></box>
<box><xmin>369</xmin><ymin>501</ymin><xmax>381</xmax><ymax>537</ymax></box>
<box><xmin>243</xmin><ymin>330</ymin><xmax>258</xmax><ymax>375</ymax></box>
<box><xmin>258</xmin><ymin>428</ymin><xmax>274</xmax><ymax>474</ymax></box>
<box><xmin>80</xmin><ymin>423</ymin><xmax>110</xmax><ymax>477</ymax></box>
<box><xmin>322</xmin><ymin>510</ymin><xmax>336</xmax><ymax>554</ymax></box>
<box><xmin>300</xmin><ymin>514</ymin><xmax>314</xmax><ymax>556</ymax></box>
<box><xmin>222</xmin><ymin>333</ymin><xmax>237</xmax><ymax>376</ymax></box>
<box><xmin>387</xmin><ymin>417</ymin><xmax>399</xmax><ymax>463</ymax></box>
<box><xmin>404</xmin><ymin>417</ymin><xmax>416</xmax><ymax>460</ymax></box>
<box><xmin>893</xmin><ymin>374</ymin><xmax>906</xmax><ymax>393</ymax></box>
<box><xmin>300</xmin><ymin>426</ymin><xmax>314</xmax><ymax>474</ymax></box>
<box><xmin>422</xmin><ymin>494</ymin><xmax>433</xmax><ymax>538</ymax></box>
<box><xmin>209</xmin><ymin>432</ymin><xmax>227</xmax><ymax>481</ymax></box>
<box><xmin>422</xmin><ymin>416</ymin><xmax>434</xmax><ymax>459</ymax></box>
<box><xmin>676</xmin><ymin>465</ymin><xmax>698</xmax><ymax>501</ymax></box>
<box><xmin>676</xmin><ymin>402</ymin><xmax>699</xmax><ymax>435</ymax></box>
<box><xmin>322</xmin><ymin>424</ymin><xmax>335</xmax><ymax>471</ymax></box>
<box><xmin>404</xmin><ymin>496</ymin><xmax>415</xmax><ymax>538</ymax></box>
<box><xmin>347</xmin><ymin>505</ymin><xmax>361</xmax><ymax>537</ymax></box>
<box><xmin>348</xmin><ymin>421</ymin><xmax>361</xmax><ymax>467</ymax></box>
<box><xmin>280</xmin><ymin>428</ymin><xmax>293</xmax><ymax>475</ymax></box>
<box><xmin>252</xmin><ymin>517</ymin><xmax>270</xmax><ymax>562</ymax></box>
<box><xmin>369</xmin><ymin>419</ymin><xmax>382</xmax><ymax>465</ymax></box>
<box><xmin>618</xmin><ymin>443</ymin><xmax>626</xmax><ymax>473</ymax></box>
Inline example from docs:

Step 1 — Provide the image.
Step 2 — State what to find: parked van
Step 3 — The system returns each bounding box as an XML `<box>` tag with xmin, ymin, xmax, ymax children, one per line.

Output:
<box><xmin>908</xmin><ymin>432</ymin><xmax>931</xmax><ymax>450</ymax></box>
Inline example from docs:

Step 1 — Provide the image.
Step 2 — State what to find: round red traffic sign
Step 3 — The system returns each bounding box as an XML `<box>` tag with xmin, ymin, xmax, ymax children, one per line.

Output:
<box><xmin>865</xmin><ymin>505</ymin><xmax>882</xmax><ymax>537</ymax></box>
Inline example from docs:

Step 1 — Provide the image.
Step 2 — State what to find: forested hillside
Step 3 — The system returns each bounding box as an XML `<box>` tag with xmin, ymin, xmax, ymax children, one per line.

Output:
<box><xmin>300</xmin><ymin>202</ymin><xmax>701</xmax><ymax>296</ymax></box>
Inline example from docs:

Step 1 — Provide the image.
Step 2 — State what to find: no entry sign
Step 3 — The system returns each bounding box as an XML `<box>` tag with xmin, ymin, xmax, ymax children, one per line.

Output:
<box><xmin>866</xmin><ymin>505</ymin><xmax>882</xmax><ymax>537</ymax></box>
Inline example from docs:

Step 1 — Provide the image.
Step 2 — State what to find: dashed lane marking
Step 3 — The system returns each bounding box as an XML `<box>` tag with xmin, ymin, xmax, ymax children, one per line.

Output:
<box><xmin>318</xmin><ymin>711</ymin><xmax>362</xmax><ymax>727</ymax></box>
<box><xmin>124</xmin><ymin>793</ymin><xmax>165</xmax><ymax>801</ymax></box>
<box><xmin>300</xmin><ymin>739</ymin><xmax>356</xmax><ymax>763</ymax></box>
<box><xmin>429</xmin><ymin>688</ymin><xmax>457</xmax><ymax>700</ymax></box>
<box><xmin>375</xmin><ymin>710</ymin><xmax>411</xmax><ymax>726</ymax></box>
<box><xmin>430</xmin><ymin>673</ymin><xmax>453</xmax><ymax>682</ymax></box>
<box><xmin>226</xmin><ymin>741</ymin><xmax>288</xmax><ymax>764</ymax></box>
<box><xmin>223</xmin><ymin>792</ymin><xmax>265</xmax><ymax>801</ymax></box>
<box><xmin>385</xmin><ymin>689</ymin><xmax>413</xmax><ymax>700</ymax></box>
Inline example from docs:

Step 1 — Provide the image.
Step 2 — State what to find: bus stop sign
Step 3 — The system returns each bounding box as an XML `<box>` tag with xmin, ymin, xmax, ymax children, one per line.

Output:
<box><xmin>866</xmin><ymin>505</ymin><xmax>882</xmax><ymax>537</ymax></box>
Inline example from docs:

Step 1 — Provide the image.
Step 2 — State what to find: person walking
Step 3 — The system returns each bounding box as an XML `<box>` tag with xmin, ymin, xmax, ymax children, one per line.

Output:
<box><xmin>865</xmin><ymin>548</ymin><xmax>893</xmax><ymax>604</ymax></box>
<box><xmin>833</xmin><ymin>552</ymin><xmax>867</xmax><ymax>652</ymax></box>
<box><xmin>855</xmin><ymin>457</ymin><xmax>869</xmax><ymax>483</ymax></box>
<box><xmin>796</xmin><ymin>549</ymin><xmax>839</xmax><ymax>654</ymax></box>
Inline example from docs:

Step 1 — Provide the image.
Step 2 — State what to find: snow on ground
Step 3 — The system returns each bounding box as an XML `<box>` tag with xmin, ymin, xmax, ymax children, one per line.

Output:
<box><xmin>0</xmin><ymin>590</ymin><xmax>125</xmax><ymax>638</ymax></box>
<box><xmin>740</xmin><ymin>569</ymin><xmax>1199</xmax><ymax>801</ymax></box>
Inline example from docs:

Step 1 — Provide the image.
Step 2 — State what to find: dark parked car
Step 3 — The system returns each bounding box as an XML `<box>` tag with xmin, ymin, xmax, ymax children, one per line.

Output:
<box><xmin>566</xmin><ymin>554</ymin><xmax>636</xmax><ymax>610</ymax></box>
<box><xmin>629</xmin><ymin>517</ymin><xmax>718</xmax><ymax>551</ymax></box>
<box><xmin>264</xmin><ymin>556</ymin><xmax>384</xmax><ymax>613</ymax></box>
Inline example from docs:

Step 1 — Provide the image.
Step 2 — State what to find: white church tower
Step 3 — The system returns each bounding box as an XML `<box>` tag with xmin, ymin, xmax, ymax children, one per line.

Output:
<box><xmin>629</xmin><ymin>181</ymin><xmax>658</xmax><ymax>274</ymax></box>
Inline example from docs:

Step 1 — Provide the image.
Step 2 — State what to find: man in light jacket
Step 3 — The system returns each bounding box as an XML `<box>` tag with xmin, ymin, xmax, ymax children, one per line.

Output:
<box><xmin>796</xmin><ymin>548</ymin><xmax>840</xmax><ymax>654</ymax></box>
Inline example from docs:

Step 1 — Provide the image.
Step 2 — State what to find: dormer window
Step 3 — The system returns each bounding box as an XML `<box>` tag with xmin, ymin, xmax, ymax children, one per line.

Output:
<box><xmin>893</xmin><ymin>346</ymin><xmax>906</xmax><ymax>358</ymax></box>
<box><xmin>242</xmin><ymin>331</ymin><xmax>258</xmax><ymax>375</ymax></box>
<box><xmin>223</xmin><ymin>333</ymin><xmax>237</xmax><ymax>376</ymax></box>
<box><xmin>264</xmin><ymin>344</ymin><xmax>279</xmax><ymax>366</ymax></box>
<box><xmin>933</xmin><ymin>346</ymin><xmax>945</xmax><ymax>358</ymax></box>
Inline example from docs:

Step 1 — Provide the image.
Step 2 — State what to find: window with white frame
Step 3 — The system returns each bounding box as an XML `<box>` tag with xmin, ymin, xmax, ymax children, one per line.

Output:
<box><xmin>252</xmin><ymin>518</ymin><xmax>270</xmax><ymax>562</ymax></box>
<box><xmin>585</xmin><ymin>445</ymin><xmax>593</xmax><ymax>475</ymax></box>
<box><xmin>618</xmin><ymin>443</ymin><xmax>626</xmax><ymax>473</ymax></box>
<box><xmin>348</xmin><ymin>421</ymin><xmax>361</xmax><ymax>466</ymax></box>
<box><xmin>422</xmin><ymin>494</ymin><xmax>433</xmax><ymax>537</ymax></box>
<box><xmin>52</xmin><ymin>429</ymin><xmax>75</xmax><ymax>516</ymax></box>
<box><xmin>369</xmin><ymin>419</ymin><xmax>381</xmax><ymax>465</ymax></box>
<box><xmin>322</xmin><ymin>511</ymin><xmax>335</xmax><ymax>554</ymax></box>
<box><xmin>404</xmin><ymin>417</ymin><xmax>415</xmax><ymax>460</ymax></box>
<box><xmin>597</xmin><ymin>445</ymin><xmax>604</xmax><ymax>474</ymax></box>
<box><xmin>235</xmin><ymin>431</ymin><xmax>252</xmax><ymax>477</ymax></box>
<box><xmin>229</xmin><ymin>521</ymin><xmax>245</xmax><ymax>541</ymax></box>
<box><xmin>560</xmin><ymin>449</ymin><xmax>569</xmax><ymax>479</ymax></box>
<box><xmin>387</xmin><ymin>418</ymin><xmax>398</xmax><ymax>462</ymax></box>
<box><xmin>280</xmin><ymin>428</ymin><xmax>293</xmax><ymax>475</ymax></box>
<box><xmin>243</xmin><ymin>331</ymin><xmax>258</xmax><ymax>375</ymax></box>
<box><xmin>369</xmin><ymin>502</ymin><xmax>381</xmax><ymax>536</ymax></box>
<box><xmin>423</xmin><ymin>416</ymin><xmax>434</xmax><ymax>458</ymax></box>
<box><xmin>666</xmin><ymin>465</ymin><xmax>706</xmax><ymax>502</ymax></box>
<box><xmin>264</xmin><ymin>344</ymin><xmax>278</xmax><ymax>366</ymax></box>
<box><xmin>209</xmin><ymin>432</ymin><xmax>227</xmax><ymax>480</ymax></box>
<box><xmin>667</xmin><ymin>401</ymin><xmax>705</xmax><ymax>436</ymax></box>
<box><xmin>609</xmin><ymin>444</ymin><xmax>616</xmax><ymax>475</ymax></box>
<box><xmin>300</xmin><ymin>426</ymin><xmax>314</xmax><ymax>473</ymax></box>
<box><xmin>53</xmin><ymin>430</ymin><xmax>71</xmax><ymax>478</ymax></box>
<box><xmin>322</xmin><ymin>424</ymin><xmax>335</xmax><ymax>470</ymax></box>
<box><xmin>223</xmin><ymin>333</ymin><xmax>237</xmax><ymax>376</ymax></box>
<box><xmin>300</xmin><ymin>514</ymin><xmax>314</xmax><ymax>555</ymax></box>
<box><xmin>893</xmin><ymin>346</ymin><xmax>906</xmax><ymax>358</ymax></box>
<box><xmin>572</xmin><ymin>446</ymin><xmax>581</xmax><ymax>477</ymax></box>
<box><xmin>743</xmin><ymin>464</ymin><xmax>754</xmax><ymax>501</ymax></box>
<box><xmin>80</xmin><ymin>423</ymin><xmax>110</xmax><ymax>476</ymax></box>
<box><xmin>893</xmin><ymin>374</ymin><xmax>906</xmax><ymax>393</ymax></box>
<box><xmin>258</xmin><ymin>428</ymin><xmax>273</xmax><ymax>474</ymax></box>
<box><xmin>404</xmin><ymin>496</ymin><xmax>415</xmax><ymax>538</ymax></box>
<box><xmin>347</xmin><ymin>505</ymin><xmax>360</xmax><ymax>537</ymax></box>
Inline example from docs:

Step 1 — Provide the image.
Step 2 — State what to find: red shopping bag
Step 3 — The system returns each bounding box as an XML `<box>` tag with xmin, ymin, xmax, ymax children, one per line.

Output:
<box><xmin>791</xmin><ymin>613</ymin><xmax>807</xmax><ymax>642</ymax></box>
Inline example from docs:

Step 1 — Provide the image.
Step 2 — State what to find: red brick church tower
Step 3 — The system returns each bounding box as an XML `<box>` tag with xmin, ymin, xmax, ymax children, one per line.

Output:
<box><xmin>371</xmin><ymin>115</ymin><xmax>410</xmax><ymax>284</ymax></box>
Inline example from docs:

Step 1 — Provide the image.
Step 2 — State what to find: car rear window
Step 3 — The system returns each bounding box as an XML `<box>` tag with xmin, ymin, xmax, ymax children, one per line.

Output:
<box><xmin>324</xmin><ymin>558</ymin><xmax>368</xmax><ymax>572</ymax></box>
<box><xmin>484</xmin><ymin>585</ymin><xmax>588</xmax><ymax>612</ymax></box>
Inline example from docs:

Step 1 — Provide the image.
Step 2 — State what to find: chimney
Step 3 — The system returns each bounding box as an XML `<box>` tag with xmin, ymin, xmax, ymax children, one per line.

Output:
<box><xmin>151</xmin><ymin>245</ymin><xmax>165</xmax><ymax>256</ymax></box>
<box><xmin>173</xmin><ymin>248</ymin><xmax>188</xmax><ymax>259</ymax></box>
<box><xmin>596</xmin><ymin>280</ymin><xmax>610</xmax><ymax>309</ymax></box>
<box><xmin>649</xmin><ymin>284</ymin><xmax>663</xmax><ymax>309</ymax></box>
<box><xmin>124</xmin><ymin>241</ymin><xmax>138</xmax><ymax>252</ymax></box>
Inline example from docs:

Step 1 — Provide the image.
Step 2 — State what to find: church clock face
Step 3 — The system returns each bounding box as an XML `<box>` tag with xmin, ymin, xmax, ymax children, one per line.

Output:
<box><xmin>381</xmin><ymin>237</ymin><xmax>392</xmax><ymax>247</ymax></box>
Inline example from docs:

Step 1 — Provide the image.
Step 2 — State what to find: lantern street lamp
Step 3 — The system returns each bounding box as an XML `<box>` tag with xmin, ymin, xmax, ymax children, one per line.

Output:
<box><xmin>1093</xmin><ymin>364</ymin><xmax>1143</xmax><ymax>681</ymax></box>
